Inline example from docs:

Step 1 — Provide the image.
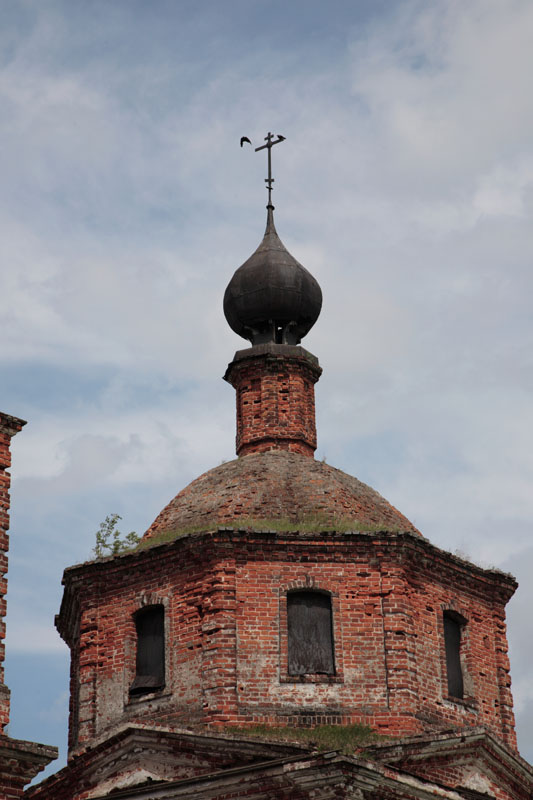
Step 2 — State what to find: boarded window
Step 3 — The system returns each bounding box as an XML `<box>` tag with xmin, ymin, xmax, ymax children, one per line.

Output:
<box><xmin>444</xmin><ymin>612</ymin><xmax>464</xmax><ymax>699</ymax></box>
<box><xmin>288</xmin><ymin>591</ymin><xmax>334</xmax><ymax>675</ymax></box>
<box><xmin>129</xmin><ymin>605</ymin><xmax>165</xmax><ymax>695</ymax></box>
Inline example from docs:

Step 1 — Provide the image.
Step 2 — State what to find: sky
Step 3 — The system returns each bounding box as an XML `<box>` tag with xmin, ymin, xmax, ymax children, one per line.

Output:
<box><xmin>1</xmin><ymin>0</ymin><xmax>533</xmax><ymax>782</ymax></box>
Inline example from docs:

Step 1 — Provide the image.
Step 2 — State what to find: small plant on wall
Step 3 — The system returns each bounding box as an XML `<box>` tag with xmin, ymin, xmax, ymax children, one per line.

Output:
<box><xmin>93</xmin><ymin>513</ymin><xmax>140</xmax><ymax>558</ymax></box>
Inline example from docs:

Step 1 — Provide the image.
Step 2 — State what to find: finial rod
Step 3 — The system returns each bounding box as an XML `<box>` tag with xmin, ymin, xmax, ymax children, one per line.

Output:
<box><xmin>254</xmin><ymin>132</ymin><xmax>286</xmax><ymax>206</ymax></box>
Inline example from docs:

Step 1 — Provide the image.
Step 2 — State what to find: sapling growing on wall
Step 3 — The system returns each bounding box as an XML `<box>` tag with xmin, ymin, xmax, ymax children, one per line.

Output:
<box><xmin>93</xmin><ymin>513</ymin><xmax>140</xmax><ymax>558</ymax></box>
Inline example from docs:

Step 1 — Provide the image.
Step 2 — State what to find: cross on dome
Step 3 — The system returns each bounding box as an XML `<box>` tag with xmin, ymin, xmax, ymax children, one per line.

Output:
<box><xmin>224</xmin><ymin>133</ymin><xmax>322</xmax><ymax>346</ymax></box>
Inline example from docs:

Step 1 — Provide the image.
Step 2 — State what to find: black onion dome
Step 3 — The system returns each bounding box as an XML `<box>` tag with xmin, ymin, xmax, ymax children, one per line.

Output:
<box><xmin>224</xmin><ymin>206</ymin><xmax>322</xmax><ymax>346</ymax></box>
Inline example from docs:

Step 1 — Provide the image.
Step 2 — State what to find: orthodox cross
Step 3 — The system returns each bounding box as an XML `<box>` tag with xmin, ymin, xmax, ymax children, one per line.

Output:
<box><xmin>256</xmin><ymin>132</ymin><xmax>286</xmax><ymax>205</ymax></box>
<box><xmin>241</xmin><ymin>132</ymin><xmax>286</xmax><ymax>206</ymax></box>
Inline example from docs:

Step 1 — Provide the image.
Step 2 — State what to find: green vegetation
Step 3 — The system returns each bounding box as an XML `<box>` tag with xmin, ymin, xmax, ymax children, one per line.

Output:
<box><xmin>217</xmin><ymin>513</ymin><xmax>391</xmax><ymax>534</ymax></box>
<box><xmin>136</xmin><ymin>522</ymin><xmax>213</xmax><ymax>549</ymax></box>
<box><xmin>223</xmin><ymin>723</ymin><xmax>384</xmax><ymax>754</ymax></box>
<box><xmin>93</xmin><ymin>513</ymin><xmax>140</xmax><ymax>558</ymax></box>
<box><xmin>137</xmin><ymin>514</ymin><xmax>396</xmax><ymax>550</ymax></box>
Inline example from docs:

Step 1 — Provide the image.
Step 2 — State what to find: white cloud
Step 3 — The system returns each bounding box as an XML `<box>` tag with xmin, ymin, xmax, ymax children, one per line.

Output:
<box><xmin>474</xmin><ymin>157</ymin><xmax>533</xmax><ymax>218</ymax></box>
<box><xmin>5</xmin><ymin>618</ymin><xmax>65</xmax><ymax>655</ymax></box>
<box><xmin>350</xmin><ymin>1</ymin><xmax>533</xmax><ymax>178</ymax></box>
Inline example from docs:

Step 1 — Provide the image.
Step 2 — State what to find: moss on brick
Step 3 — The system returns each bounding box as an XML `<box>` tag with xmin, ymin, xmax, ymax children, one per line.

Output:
<box><xmin>136</xmin><ymin>514</ymin><xmax>400</xmax><ymax>550</ymax></box>
<box><xmin>222</xmin><ymin>723</ymin><xmax>385</xmax><ymax>754</ymax></box>
<box><xmin>143</xmin><ymin>450</ymin><xmax>420</xmax><ymax>544</ymax></box>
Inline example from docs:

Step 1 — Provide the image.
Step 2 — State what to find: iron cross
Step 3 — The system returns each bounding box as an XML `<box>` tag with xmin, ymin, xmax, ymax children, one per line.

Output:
<box><xmin>255</xmin><ymin>132</ymin><xmax>286</xmax><ymax>205</ymax></box>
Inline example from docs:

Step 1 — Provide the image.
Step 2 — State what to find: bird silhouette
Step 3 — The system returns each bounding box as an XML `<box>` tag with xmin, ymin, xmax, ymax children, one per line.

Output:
<box><xmin>240</xmin><ymin>136</ymin><xmax>252</xmax><ymax>147</ymax></box>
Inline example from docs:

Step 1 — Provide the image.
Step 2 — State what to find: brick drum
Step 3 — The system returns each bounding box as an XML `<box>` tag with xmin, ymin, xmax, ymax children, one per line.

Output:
<box><xmin>224</xmin><ymin>343</ymin><xmax>322</xmax><ymax>457</ymax></box>
<box><xmin>58</xmin><ymin>527</ymin><xmax>516</xmax><ymax>756</ymax></box>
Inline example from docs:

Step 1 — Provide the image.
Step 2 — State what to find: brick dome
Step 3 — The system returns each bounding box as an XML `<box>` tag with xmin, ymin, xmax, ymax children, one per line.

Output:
<box><xmin>143</xmin><ymin>450</ymin><xmax>419</xmax><ymax>542</ymax></box>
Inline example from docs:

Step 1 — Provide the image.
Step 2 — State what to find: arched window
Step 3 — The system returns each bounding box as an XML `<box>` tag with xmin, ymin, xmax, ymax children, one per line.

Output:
<box><xmin>443</xmin><ymin>611</ymin><xmax>465</xmax><ymax>699</ymax></box>
<box><xmin>130</xmin><ymin>605</ymin><xmax>165</xmax><ymax>696</ymax></box>
<box><xmin>287</xmin><ymin>591</ymin><xmax>334</xmax><ymax>676</ymax></box>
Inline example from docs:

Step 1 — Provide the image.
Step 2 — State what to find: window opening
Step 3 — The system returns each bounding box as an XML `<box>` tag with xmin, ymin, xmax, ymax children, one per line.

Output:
<box><xmin>130</xmin><ymin>605</ymin><xmax>165</xmax><ymax>696</ymax></box>
<box><xmin>444</xmin><ymin>611</ymin><xmax>464</xmax><ymax>699</ymax></box>
<box><xmin>287</xmin><ymin>591</ymin><xmax>334</xmax><ymax>675</ymax></box>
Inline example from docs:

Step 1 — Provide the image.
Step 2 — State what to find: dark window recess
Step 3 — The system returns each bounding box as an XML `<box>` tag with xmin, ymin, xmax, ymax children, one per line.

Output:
<box><xmin>444</xmin><ymin>612</ymin><xmax>464</xmax><ymax>699</ymax></box>
<box><xmin>288</xmin><ymin>591</ymin><xmax>335</xmax><ymax>675</ymax></box>
<box><xmin>130</xmin><ymin>605</ymin><xmax>165</xmax><ymax>696</ymax></box>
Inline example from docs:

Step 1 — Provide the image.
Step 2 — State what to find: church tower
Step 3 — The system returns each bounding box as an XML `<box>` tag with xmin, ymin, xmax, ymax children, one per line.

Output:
<box><xmin>25</xmin><ymin>137</ymin><xmax>533</xmax><ymax>799</ymax></box>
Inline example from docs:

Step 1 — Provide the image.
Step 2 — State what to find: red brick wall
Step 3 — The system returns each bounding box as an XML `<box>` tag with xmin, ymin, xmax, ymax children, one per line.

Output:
<box><xmin>232</xmin><ymin>536</ymin><xmax>516</xmax><ymax>747</ymax></box>
<box><xmin>61</xmin><ymin>540</ymin><xmax>211</xmax><ymax>748</ymax></box>
<box><xmin>0</xmin><ymin>749</ymin><xmax>30</xmax><ymax>799</ymax></box>
<box><xmin>224</xmin><ymin>345</ymin><xmax>321</xmax><ymax>457</ymax></box>
<box><xmin>393</xmin><ymin>754</ymin><xmax>527</xmax><ymax>800</ymax></box>
<box><xmin>0</xmin><ymin>738</ymin><xmax>56</xmax><ymax>799</ymax></box>
<box><xmin>59</xmin><ymin>530</ymin><xmax>517</xmax><ymax>757</ymax></box>
<box><xmin>0</xmin><ymin>413</ymin><xmax>26</xmax><ymax>733</ymax></box>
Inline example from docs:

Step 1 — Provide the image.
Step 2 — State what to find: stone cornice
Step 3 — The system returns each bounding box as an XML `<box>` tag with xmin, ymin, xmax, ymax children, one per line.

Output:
<box><xmin>60</xmin><ymin>527</ymin><xmax>517</xmax><ymax>593</ymax></box>
<box><xmin>366</xmin><ymin>726</ymin><xmax>533</xmax><ymax>795</ymax></box>
<box><xmin>0</xmin><ymin>733</ymin><xmax>58</xmax><ymax>788</ymax></box>
<box><xmin>0</xmin><ymin>412</ymin><xmax>27</xmax><ymax>437</ymax></box>
<box><xmin>26</xmin><ymin>723</ymin><xmax>480</xmax><ymax>800</ymax></box>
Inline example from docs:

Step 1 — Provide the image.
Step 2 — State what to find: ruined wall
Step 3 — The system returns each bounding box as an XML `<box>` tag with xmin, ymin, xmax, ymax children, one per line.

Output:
<box><xmin>0</xmin><ymin>413</ymin><xmax>58</xmax><ymax>795</ymax></box>
<box><xmin>58</xmin><ymin>529</ymin><xmax>517</xmax><ymax>757</ymax></box>
<box><xmin>0</xmin><ymin>413</ymin><xmax>26</xmax><ymax>733</ymax></box>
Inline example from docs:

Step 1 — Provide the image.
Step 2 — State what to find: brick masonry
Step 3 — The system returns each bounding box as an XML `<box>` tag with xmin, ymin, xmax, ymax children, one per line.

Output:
<box><xmin>0</xmin><ymin>737</ymin><xmax>57</xmax><ymax>800</ymax></box>
<box><xmin>144</xmin><ymin>450</ymin><xmax>420</xmax><ymax>541</ymax></box>
<box><xmin>29</xmin><ymin>723</ymin><xmax>532</xmax><ymax>800</ymax></box>
<box><xmin>223</xmin><ymin>344</ymin><xmax>322</xmax><ymax>457</ymax></box>
<box><xmin>367</xmin><ymin>728</ymin><xmax>533</xmax><ymax>800</ymax></box>
<box><xmin>57</xmin><ymin>528</ymin><xmax>517</xmax><ymax>759</ymax></box>
<box><xmin>0</xmin><ymin>412</ymin><xmax>26</xmax><ymax>733</ymax></box>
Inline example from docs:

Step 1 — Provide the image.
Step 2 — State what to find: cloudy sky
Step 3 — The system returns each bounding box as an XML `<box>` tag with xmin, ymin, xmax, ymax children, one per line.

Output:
<box><xmin>1</xmin><ymin>0</ymin><xmax>533</xmax><ymax>781</ymax></box>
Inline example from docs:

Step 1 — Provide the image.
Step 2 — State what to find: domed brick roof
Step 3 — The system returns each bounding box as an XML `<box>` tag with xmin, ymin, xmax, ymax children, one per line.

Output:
<box><xmin>143</xmin><ymin>450</ymin><xmax>419</xmax><ymax>542</ymax></box>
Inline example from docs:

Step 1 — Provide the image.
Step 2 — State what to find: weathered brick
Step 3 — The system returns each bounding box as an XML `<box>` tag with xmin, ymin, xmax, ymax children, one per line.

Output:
<box><xmin>57</xmin><ymin>527</ymin><xmax>518</xmax><ymax>758</ymax></box>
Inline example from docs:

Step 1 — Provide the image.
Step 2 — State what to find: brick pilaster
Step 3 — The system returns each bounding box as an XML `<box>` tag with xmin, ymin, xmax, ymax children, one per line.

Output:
<box><xmin>224</xmin><ymin>344</ymin><xmax>322</xmax><ymax>458</ymax></box>
<box><xmin>0</xmin><ymin>413</ymin><xmax>26</xmax><ymax>733</ymax></box>
<box><xmin>493</xmin><ymin>602</ymin><xmax>517</xmax><ymax>749</ymax></box>
<box><xmin>200</xmin><ymin>560</ymin><xmax>239</xmax><ymax>725</ymax></box>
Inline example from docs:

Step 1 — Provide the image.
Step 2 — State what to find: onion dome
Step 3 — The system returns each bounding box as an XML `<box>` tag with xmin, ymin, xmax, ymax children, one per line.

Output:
<box><xmin>223</xmin><ymin>206</ymin><xmax>322</xmax><ymax>346</ymax></box>
<box><xmin>143</xmin><ymin>450</ymin><xmax>419</xmax><ymax>543</ymax></box>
